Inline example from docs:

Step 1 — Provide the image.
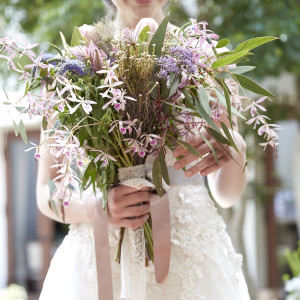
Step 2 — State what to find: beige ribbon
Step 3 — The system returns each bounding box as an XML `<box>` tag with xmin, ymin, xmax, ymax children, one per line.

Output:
<box><xmin>151</xmin><ymin>193</ymin><xmax>171</xmax><ymax>284</ymax></box>
<box><xmin>93</xmin><ymin>191</ymin><xmax>171</xmax><ymax>300</ymax></box>
<box><xmin>94</xmin><ymin>198</ymin><xmax>114</xmax><ymax>300</ymax></box>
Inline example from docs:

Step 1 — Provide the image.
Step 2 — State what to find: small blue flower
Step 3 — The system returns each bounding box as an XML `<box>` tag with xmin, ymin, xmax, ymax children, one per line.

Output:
<box><xmin>58</xmin><ymin>59</ymin><xmax>89</xmax><ymax>76</ymax></box>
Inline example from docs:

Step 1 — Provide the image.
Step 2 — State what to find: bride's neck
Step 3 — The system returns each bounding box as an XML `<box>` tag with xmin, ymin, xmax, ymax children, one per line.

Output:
<box><xmin>116</xmin><ymin>10</ymin><xmax>165</xmax><ymax>29</ymax></box>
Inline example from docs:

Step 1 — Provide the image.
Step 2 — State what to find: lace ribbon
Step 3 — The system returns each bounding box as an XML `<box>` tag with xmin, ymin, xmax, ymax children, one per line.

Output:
<box><xmin>94</xmin><ymin>164</ymin><xmax>171</xmax><ymax>300</ymax></box>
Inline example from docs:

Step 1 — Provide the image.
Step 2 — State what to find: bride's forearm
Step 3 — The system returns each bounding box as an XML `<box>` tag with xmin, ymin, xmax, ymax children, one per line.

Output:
<box><xmin>207</xmin><ymin>148</ymin><xmax>247</xmax><ymax>208</ymax></box>
<box><xmin>36</xmin><ymin>182</ymin><xmax>98</xmax><ymax>224</ymax></box>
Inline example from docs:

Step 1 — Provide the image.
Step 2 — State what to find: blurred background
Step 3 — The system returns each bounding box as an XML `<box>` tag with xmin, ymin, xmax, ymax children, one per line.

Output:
<box><xmin>0</xmin><ymin>0</ymin><xmax>299</xmax><ymax>299</ymax></box>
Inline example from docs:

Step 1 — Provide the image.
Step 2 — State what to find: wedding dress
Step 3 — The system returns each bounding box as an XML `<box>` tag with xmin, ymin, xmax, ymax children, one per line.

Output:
<box><xmin>39</xmin><ymin>150</ymin><xmax>250</xmax><ymax>300</ymax></box>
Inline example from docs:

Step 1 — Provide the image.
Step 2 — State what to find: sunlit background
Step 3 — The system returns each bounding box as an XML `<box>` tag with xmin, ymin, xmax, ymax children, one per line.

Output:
<box><xmin>0</xmin><ymin>0</ymin><xmax>299</xmax><ymax>299</ymax></box>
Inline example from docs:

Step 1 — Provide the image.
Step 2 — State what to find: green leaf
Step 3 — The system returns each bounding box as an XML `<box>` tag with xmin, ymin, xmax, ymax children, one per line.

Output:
<box><xmin>206</xmin><ymin>127</ymin><xmax>231</xmax><ymax>146</ymax></box>
<box><xmin>42</xmin><ymin>117</ymin><xmax>48</xmax><ymax>131</ymax></box>
<box><xmin>198</xmin><ymin>86</ymin><xmax>211</xmax><ymax>115</ymax></box>
<box><xmin>220</xmin><ymin>122</ymin><xmax>240</xmax><ymax>153</ymax></box>
<box><xmin>149</xmin><ymin>14</ymin><xmax>169</xmax><ymax>57</ymax></box>
<box><xmin>211</xmin><ymin>50</ymin><xmax>249</xmax><ymax>69</ymax></box>
<box><xmin>169</xmin><ymin>75</ymin><xmax>180</xmax><ymax>98</ymax></box>
<box><xmin>220</xmin><ymin>79</ymin><xmax>232</xmax><ymax>129</ymax></box>
<box><xmin>13</xmin><ymin>121</ymin><xmax>19</xmax><ymax>136</ymax></box>
<box><xmin>49</xmin><ymin>200</ymin><xmax>59</xmax><ymax>216</ymax></box>
<box><xmin>19</xmin><ymin>120</ymin><xmax>28</xmax><ymax>144</ymax></box>
<box><xmin>234</xmin><ymin>36</ymin><xmax>278</xmax><ymax>53</ymax></box>
<box><xmin>138</xmin><ymin>25</ymin><xmax>150</xmax><ymax>43</ymax></box>
<box><xmin>48</xmin><ymin>42</ymin><xmax>63</xmax><ymax>56</ymax></box>
<box><xmin>190</xmin><ymin>91</ymin><xmax>221</xmax><ymax>133</ymax></box>
<box><xmin>234</xmin><ymin>74</ymin><xmax>275</xmax><ymax>97</ymax></box>
<box><xmin>3</xmin><ymin>102</ymin><xmax>11</xmax><ymax>105</ymax></box>
<box><xmin>152</xmin><ymin>156</ymin><xmax>164</xmax><ymax>197</ymax></box>
<box><xmin>199</xmin><ymin>132</ymin><xmax>218</xmax><ymax>163</ymax></box>
<box><xmin>71</xmin><ymin>26</ymin><xmax>83</xmax><ymax>47</ymax></box>
<box><xmin>175</xmin><ymin>140</ymin><xmax>202</xmax><ymax>158</ymax></box>
<box><xmin>216</xmin><ymin>38</ymin><xmax>230</xmax><ymax>48</ymax></box>
<box><xmin>158</xmin><ymin>149</ymin><xmax>170</xmax><ymax>185</ymax></box>
<box><xmin>60</xmin><ymin>31</ymin><xmax>70</xmax><ymax>54</ymax></box>
<box><xmin>219</xmin><ymin>66</ymin><xmax>256</xmax><ymax>79</ymax></box>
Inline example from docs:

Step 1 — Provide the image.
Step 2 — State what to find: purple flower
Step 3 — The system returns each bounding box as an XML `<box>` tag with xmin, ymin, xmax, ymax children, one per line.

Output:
<box><xmin>169</xmin><ymin>46</ymin><xmax>197</xmax><ymax>74</ymax></box>
<box><xmin>58</xmin><ymin>59</ymin><xmax>89</xmax><ymax>76</ymax></box>
<box><xmin>41</xmin><ymin>53</ymin><xmax>60</xmax><ymax>66</ymax></box>
<box><xmin>156</xmin><ymin>56</ymin><xmax>179</xmax><ymax>79</ymax></box>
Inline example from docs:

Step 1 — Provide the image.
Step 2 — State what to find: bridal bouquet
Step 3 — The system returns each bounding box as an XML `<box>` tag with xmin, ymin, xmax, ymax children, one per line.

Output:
<box><xmin>1</xmin><ymin>15</ymin><xmax>278</xmax><ymax>268</ymax></box>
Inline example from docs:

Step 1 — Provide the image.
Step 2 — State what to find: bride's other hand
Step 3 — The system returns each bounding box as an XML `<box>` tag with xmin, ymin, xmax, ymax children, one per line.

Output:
<box><xmin>107</xmin><ymin>186</ymin><xmax>154</xmax><ymax>228</ymax></box>
<box><xmin>173</xmin><ymin>130</ymin><xmax>246</xmax><ymax>177</ymax></box>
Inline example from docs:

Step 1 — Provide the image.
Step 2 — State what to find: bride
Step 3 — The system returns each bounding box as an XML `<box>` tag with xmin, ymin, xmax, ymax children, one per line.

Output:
<box><xmin>37</xmin><ymin>0</ymin><xmax>251</xmax><ymax>299</ymax></box>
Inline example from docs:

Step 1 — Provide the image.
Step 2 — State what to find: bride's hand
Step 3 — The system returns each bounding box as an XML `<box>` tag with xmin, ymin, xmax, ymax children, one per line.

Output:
<box><xmin>107</xmin><ymin>186</ymin><xmax>154</xmax><ymax>228</ymax></box>
<box><xmin>172</xmin><ymin>130</ymin><xmax>246</xmax><ymax>177</ymax></box>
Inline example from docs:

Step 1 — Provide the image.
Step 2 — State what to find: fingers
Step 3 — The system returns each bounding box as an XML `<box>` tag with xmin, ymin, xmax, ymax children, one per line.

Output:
<box><xmin>120</xmin><ymin>202</ymin><xmax>151</xmax><ymax>219</ymax></box>
<box><xmin>120</xmin><ymin>214</ymin><xmax>149</xmax><ymax>229</ymax></box>
<box><xmin>184</xmin><ymin>150</ymin><xmax>230</xmax><ymax>177</ymax></box>
<box><xmin>113</xmin><ymin>185</ymin><xmax>152</xmax><ymax>196</ymax></box>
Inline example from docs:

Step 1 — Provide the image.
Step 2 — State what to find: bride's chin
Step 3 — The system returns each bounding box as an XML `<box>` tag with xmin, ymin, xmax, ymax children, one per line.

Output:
<box><xmin>130</xmin><ymin>0</ymin><xmax>154</xmax><ymax>4</ymax></box>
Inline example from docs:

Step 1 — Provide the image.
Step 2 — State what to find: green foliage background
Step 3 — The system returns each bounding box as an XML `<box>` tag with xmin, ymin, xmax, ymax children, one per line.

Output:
<box><xmin>1</xmin><ymin>0</ymin><xmax>299</xmax><ymax>80</ymax></box>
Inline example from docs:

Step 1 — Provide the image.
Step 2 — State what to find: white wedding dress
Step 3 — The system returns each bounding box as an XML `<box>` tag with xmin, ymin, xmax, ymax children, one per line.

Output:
<box><xmin>39</xmin><ymin>151</ymin><xmax>250</xmax><ymax>300</ymax></box>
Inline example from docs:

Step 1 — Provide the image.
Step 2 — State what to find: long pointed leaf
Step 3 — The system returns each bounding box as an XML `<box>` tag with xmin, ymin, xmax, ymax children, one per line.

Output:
<box><xmin>199</xmin><ymin>132</ymin><xmax>218</xmax><ymax>164</ymax></box>
<box><xmin>211</xmin><ymin>50</ymin><xmax>249</xmax><ymax>69</ymax></box>
<box><xmin>220</xmin><ymin>79</ymin><xmax>232</xmax><ymax>129</ymax></box>
<box><xmin>175</xmin><ymin>140</ymin><xmax>202</xmax><ymax>158</ymax></box>
<box><xmin>152</xmin><ymin>155</ymin><xmax>164</xmax><ymax>197</ymax></box>
<box><xmin>19</xmin><ymin>120</ymin><xmax>28</xmax><ymax>144</ymax></box>
<box><xmin>198</xmin><ymin>86</ymin><xmax>211</xmax><ymax>115</ymax></box>
<box><xmin>149</xmin><ymin>14</ymin><xmax>169</xmax><ymax>57</ymax></box>
<box><xmin>234</xmin><ymin>74</ymin><xmax>274</xmax><ymax>97</ymax></box>
<box><xmin>206</xmin><ymin>127</ymin><xmax>231</xmax><ymax>146</ymax></box>
<box><xmin>220</xmin><ymin>122</ymin><xmax>240</xmax><ymax>153</ymax></box>
<box><xmin>71</xmin><ymin>26</ymin><xmax>82</xmax><ymax>47</ymax></box>
<box><xmin>158</xmin><ymin>149</ymin><xmax>170</xmax><ymax>185</ymax></box>
<box><xmin>234</xmin><ymin>36</ymin><xmax>278</xmax><ymax>53</ymax></box>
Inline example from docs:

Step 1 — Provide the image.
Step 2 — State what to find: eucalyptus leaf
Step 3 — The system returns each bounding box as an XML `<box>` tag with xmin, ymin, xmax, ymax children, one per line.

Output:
<box><xmin>19</xmin><ymin>120</ymin><xmax>28</xmax><ymax>144</ymax></box>
<box><xmin>219</xmin><ymin>66</ymin><xmax>256</xmax><ymax>79</ymax></box>
<box><xmin>158</xmin><ymin>149</ymin><xmax>170</xmax><ymax>185</ymax></box>
<box><xmin>60</xmin><ymin>31</ymin><xmax>70</xmax><ymax>55</ymax></box>
<box><xmin>220</xmin><ymin>79</ymin><xmax>232</xmax><ymax>129</ymax></box>
<box><xmin>220</xmin><ymin>122</ymin><xmax>240</xmax><ymax>153</ymax></box>
<box><xmin>42</xmin><ymin>117</ymin><xmax>48</xmax><ymax>131</ymax></box>
<box><xmin>199</xmin><ymin>132</ymin><xmax>218</xmax><ymax>163</ymax></box>
<box><xmin>152</xmin><ymin>155</ymin><xmax>164</xmax><ymax>197</ymax></box>
<box><xmin>12</xmin><ymin>120</ymin><xmax>19</xmax><ymax>136</ymax></box>
<box><xmin>198</xmin><ymin>86</ymin><xmax>211</xmax><ymax>115</ymax></box>
<box><xmin>234</xmin><ymin>36</ymin><xmax>278</xmax><ymax>53</ymax></box>
<box><xmin>234</xmin><ymin>74</ymin><xmax>274</xmax><ymax>97</ymax></box>
<box><xmin>71</xmin><ymin>26</ymin><xmax>83</xmax><ymax>47</ymax></box>
<box><xmin>48</xmin><ymin>41</ymin><xmax>63</xmax><ymax>56</ymax></box>
<box><xmin>138</xmin><ymin>25</ymin><xmax>150</xmax><ymax>44</ymax></box>
<box><xmin>175</xmin><ymin>140</ymin><xmax>202</xmax><ymax>158</ymax></box>
<box><xmin>149</xmin><ymin>14</ymin><xmax>169</xmax><ymax>57</ymax></box>
<box><xmin>216</xmin><ymin>38</ymin><xmax>230</xmax><ymax>48</ymax></box>
<box><xmin>206</xmin><ymin>127</ymin><xmax>231</xmax><ymax>146</ymax></box>
<box><xmin>169</xmin><ymin>75</ymin><xmax>180</xmax><ymax>98</ymax></box>
<box><xmin>211</xmin><ymin>50</ymin><xmax>249</xmax><ymax>69</ymax></box>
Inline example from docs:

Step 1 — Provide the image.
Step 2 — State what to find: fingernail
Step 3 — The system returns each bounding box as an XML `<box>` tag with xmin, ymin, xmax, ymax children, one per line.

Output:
<box><xmin>174</xmin><ymin>162</ymin><xmax>180</xmax><ymax>170</ymax></box>
<box><xmin>186</xmin><ymin>171</ymin><xmax>192</xmax><ymax>177</ymax></box>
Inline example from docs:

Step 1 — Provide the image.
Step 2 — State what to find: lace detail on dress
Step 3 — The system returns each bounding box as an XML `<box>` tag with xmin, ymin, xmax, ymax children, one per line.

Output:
<box><xmin>65</xmin><ymin>177</ymin><xmax>248</xmax><ymax>300</ymax></box>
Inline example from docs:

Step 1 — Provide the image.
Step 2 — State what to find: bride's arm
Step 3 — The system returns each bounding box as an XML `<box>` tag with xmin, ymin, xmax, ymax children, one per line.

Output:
<box><xmin>36</xmin><ymin>115</ymin><xmax>98</xmax><ymax>224</ymax></box>
<box><xmin>206</xmin><ymin>129</ymin><xmax>247</xmax><ymax>208</ymax></box>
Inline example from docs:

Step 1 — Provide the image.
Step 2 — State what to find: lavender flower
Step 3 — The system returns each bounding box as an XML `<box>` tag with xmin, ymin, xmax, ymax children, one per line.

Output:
<box><xmin>156</xmin><ymin>56</ymin><xmax>179</xmax><ymax>79</ymax></box>
<box><xmin>41</xmin><ymin>53</ymin><xmax>60</xmax><ymax>66</ymax></box>
<box><xmin>58</xmin><ymin>59</ymin><xmax>89</xmax><ymax>76</ymax></box>
<box><xmin>170</xmin><ymin>46</ymin><xmax>197</xmax><ymax>74</ymax></box>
